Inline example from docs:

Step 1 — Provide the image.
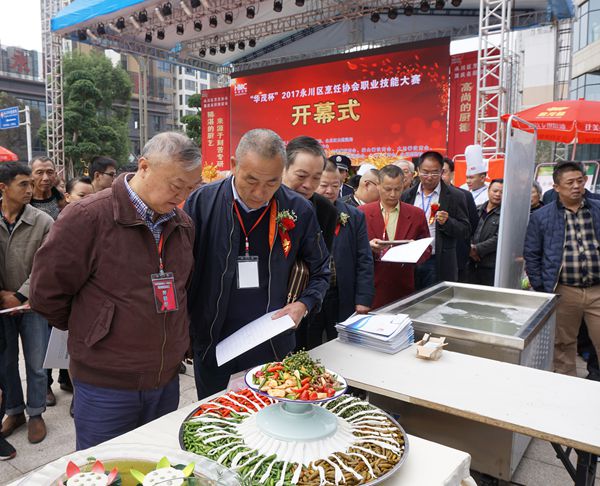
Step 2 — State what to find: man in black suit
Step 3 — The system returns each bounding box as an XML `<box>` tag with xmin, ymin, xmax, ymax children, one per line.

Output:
<box><xmin>402</xmin><ymin>151</ymin><xmax>471</xmax><ymax>288</ymax></box>
<box><xmin>329</xmin><ymin>155</ymin><xmax>355</xmax><ymax>198</ymax></box>
<box><xmin>443</xmin><ymin>158</ymin><xmax>479</xmax><ymax>282</ymax></box>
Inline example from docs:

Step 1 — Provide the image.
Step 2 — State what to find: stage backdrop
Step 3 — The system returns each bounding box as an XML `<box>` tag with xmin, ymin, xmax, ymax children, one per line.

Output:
<box><xmin>230</xmin><ymin>40</ymin><xmax>450</xmax><ymax>162</ymax></box>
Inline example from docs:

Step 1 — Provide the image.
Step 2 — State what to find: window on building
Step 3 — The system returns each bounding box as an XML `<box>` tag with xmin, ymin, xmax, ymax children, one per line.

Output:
<box><xmin>199</xmin><ymin>71</ymin><xmax>208</xmax><ymax>80</ymax></box>
<box><xmin>151</xmin><ymin>115</ymin><xmax>162</xmax><ymax>133</ymax></box>
<box><xmin>120</xmin><ymin>54</ymin><xmax>128</xmax><ymax>71</ymax></box>
<box><xmin>158</xmin><ymin>61</ymin><xmax>171</xmax><ymax>73</ymax></box>
<box><xmin>179</xmin><ymin>94</ymin><xmax>183</xmax><ymax>105</ymax></box>
<box><xmin>185</xmin><ymin>79</ymin><xmax>196</xmax><ymax>91</ymax></box>
<box><xmin>185</xmin><ymin>67</ymin><xmax>195</xmax><ymax>75</ymax></box>
<box><xmin>575</xmin><ymin>0</ymin><xmax>600</xmax><ymax>51</ymax></box>
<box><xmin>179</xmin><ymin>79</ymin><xmax>183</xmax><ymax>90</ymax></box>
<box><xmin>570</xmin><ymin>71</ymin><xmax>600</xmax><ymax>100</ymax></box>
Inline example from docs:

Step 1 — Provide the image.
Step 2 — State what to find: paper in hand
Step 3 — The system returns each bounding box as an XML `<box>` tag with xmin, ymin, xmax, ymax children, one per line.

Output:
<box><xmin>381</xmin><ymin>237</ymin><xmax>433</xmax><ymax>263</ymax></box>
<box><xmin>215</xmin><ymin>311</ymin><xmax>295</xmax><ymax>366</ymax></box>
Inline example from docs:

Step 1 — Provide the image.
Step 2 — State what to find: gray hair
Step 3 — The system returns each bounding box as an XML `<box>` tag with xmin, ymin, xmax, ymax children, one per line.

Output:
<box><xmin>142</xmin><ymin>132</ymin><xmax>201</xmax><ymax>170</ymax></box>
<box><xmin>532</xmin><ymin>180</ymin><xmax>543</xmax><ymax>196</ymax></box>
<box><xmin>29</xmin><ymin>155</ymin><xmax>55</xmax><ymax>168</ymax></box>
<box><xmin>235</xmin><ymin>128</ymin><xmax>286</xmax><ymax>164</ymax></box>
<box><xmin>394</xmin><ymin>160</ymin><xmax>414</xmax><ymax>172</ymax></box>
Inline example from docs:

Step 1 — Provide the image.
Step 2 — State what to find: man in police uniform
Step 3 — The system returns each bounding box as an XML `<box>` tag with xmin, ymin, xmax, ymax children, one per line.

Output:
<box><xmin>329</xmin><ymin>155</ymin><xmax>354</xmax><ymax>198</ymax></box>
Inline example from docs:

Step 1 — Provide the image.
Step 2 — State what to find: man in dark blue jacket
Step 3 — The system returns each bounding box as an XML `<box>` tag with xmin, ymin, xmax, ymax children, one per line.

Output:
<box><xmin>525</xmin><ymin>161</ymin><xmax>600</xmax><ymax>377</ymax></box>
<box><xmin>185</xmin><ymin>129</ymin><xmax>330</xmax><ymax>398</ymax></box>
<box><xmin>310</xmin><ymin>161</ymin><xmax>374</xmax><ymax>347</ymax></box>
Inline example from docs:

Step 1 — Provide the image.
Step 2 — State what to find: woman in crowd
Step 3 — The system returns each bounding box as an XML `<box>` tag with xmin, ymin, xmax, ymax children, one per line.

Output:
<box><xmin>530</xmin><ymin>181</ymin><xmax>544</xmax><ymax>212</ymax></box>
<box><xmin>468</xmin><ymin>179</ymin><xmax>504</xmax><ymax>286</ymax></box>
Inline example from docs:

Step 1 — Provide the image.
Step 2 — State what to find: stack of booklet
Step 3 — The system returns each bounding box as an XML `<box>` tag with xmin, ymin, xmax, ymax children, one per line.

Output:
<box><xmin>335</xmin><ymin>313</ymin><xmax>414</xmax><ymax>354</ymax></box>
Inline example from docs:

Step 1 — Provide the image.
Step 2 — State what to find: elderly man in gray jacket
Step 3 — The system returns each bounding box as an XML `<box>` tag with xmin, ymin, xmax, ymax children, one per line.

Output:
<box><xmin>0</xmin><ymin>162</ymin><xmax>53</xmax><ymax>445</ymax></box>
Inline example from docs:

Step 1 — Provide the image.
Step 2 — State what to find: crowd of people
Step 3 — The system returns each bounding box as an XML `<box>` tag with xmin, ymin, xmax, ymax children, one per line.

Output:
<box><xmin>0</xmin><ymin>130</ymin><xmax>598</xmax><ymax>465</ymax></box>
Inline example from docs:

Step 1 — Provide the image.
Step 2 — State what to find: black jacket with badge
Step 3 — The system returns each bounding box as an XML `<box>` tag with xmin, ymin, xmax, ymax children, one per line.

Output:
<box><xmin>401</xmin><ymin>181</ymin><xmax>471</xmax><ymax>281</ymax></box>
<box><xmin>472</xmin><ymin>203</ymin><xmax>501</xmax><ymax>268</ymax></box>
<box><xmin>184</xmin><ymin>178</ymin><xmax>330</xmax><ymax>364</ymax></box>
<box><xmin>310</xmin><ymin>192</ymin><xmax>338</xmax><ymax>252</ymax></box>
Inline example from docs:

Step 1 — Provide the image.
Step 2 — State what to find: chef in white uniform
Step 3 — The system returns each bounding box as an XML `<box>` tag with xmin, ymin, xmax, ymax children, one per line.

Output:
<box><xmin>461</xmin><ymin>144</ymin><xmax>489</xmax><ymax>207</ymax></box>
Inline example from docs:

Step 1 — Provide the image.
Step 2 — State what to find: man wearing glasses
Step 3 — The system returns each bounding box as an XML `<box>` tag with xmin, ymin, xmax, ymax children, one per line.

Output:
<box><xmin>402</xmin><ymin>151</ymin><xmax>470</xmax><ymax>290</ymax></box>
<box><xmin>89</xmin><ymin>156</ymin><xmax>118</xmax><ymax>192</ymax></box>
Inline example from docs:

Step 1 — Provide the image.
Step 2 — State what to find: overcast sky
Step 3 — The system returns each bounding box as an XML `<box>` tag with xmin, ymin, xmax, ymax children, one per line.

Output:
<box><xmin>0</xmin><ymin>0</ymin><xmax>43</xmax><ymax>51</ymax></box>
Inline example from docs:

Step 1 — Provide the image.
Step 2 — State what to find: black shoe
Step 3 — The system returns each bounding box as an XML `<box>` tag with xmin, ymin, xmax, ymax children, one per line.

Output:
<box><xmin>179</xmin><ymin>362</ymin><xmax>186</xmax><ymax>374</ymax></box>
<box><xmin>0</xmin><ymin>436</ymin><xmax>16</xmax><ymax>460</ymax></box>
<box><xmin>59</xmin><ymin>382</ymin><xmax>74</xmax><ymax>393</ymax></box>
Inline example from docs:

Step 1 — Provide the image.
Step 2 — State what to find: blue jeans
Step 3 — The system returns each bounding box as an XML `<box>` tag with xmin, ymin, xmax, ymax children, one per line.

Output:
<box><xmin>73</xmin><ymin>377</ymin><xmax>180</xmax><ymax>450</ymax></box>
<box><xmin>0</xmin><ymin>312</ymin><xmax>49</xmax><ymax>417</ymax></box>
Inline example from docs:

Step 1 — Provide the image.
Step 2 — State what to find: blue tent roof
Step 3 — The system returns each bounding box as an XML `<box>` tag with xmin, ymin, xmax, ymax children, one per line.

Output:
<box><xmin>51</xmin><ymin>0</ymin><xmax>148</xmax><ymax>32</ymax></box>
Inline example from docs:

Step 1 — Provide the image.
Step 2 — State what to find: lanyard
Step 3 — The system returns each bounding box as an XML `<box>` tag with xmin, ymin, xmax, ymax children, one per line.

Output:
<box><xmin>157</xmin><ymin>233</ymin><xmax>165</xmax><ymax>275</ymax></box>
<box><xmin>420</xmin><ymin>191</ymin><xmax>435</xmax><ymax>219</ymax></box>
<box><xmin>233</xmin><ymin>200</ymin><xmax>273</xmax><ymax>256</ymax></box>
<box><xmin>383</xmin><ymin>210</ymin><xmax>391</xmax><ymax>240</ymax></box>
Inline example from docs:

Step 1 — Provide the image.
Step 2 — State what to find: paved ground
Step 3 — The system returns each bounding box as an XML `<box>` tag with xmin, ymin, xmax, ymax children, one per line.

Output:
<box><xmin>0</xmin><ymin>356</ymin><xmax>597</xmax><ymax>485</ymax></box>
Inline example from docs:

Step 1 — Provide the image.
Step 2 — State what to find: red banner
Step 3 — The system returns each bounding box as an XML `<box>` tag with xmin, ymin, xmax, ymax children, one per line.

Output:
<box><xmin>447</xmin><ymin>51</ymin><xmax>478</xmax><ymax>159</ymax></box>
<box><xmin>201</xmin><ymin>87</ymin><xmax>231</xmax><ymax>170</ymax></box>
<box><xmin>231</xmin><ymin>41</ymin><xmax>450</xmax><ymax>162</ymax></box>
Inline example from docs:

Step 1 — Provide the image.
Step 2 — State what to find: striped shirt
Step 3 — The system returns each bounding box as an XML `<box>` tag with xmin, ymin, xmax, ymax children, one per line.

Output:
<box><xmin>559</xmin><ymin>199</ymin><xmax>600</xmax><ymax>287</ymax></box>
<box><xmin>124</xmin><ymin>175</ymin><xmax>175</xmax><ymax>243</ymax></box>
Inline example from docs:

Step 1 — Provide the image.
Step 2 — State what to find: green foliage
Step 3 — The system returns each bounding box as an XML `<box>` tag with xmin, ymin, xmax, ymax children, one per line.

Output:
<box><xmin>181</xmin><ymin>93</ymin><xmax>202</xmax><ymax>146</ymax></box>
<box><xmin>40</xmin><ymin>51</ymin><xmax>132</xmax><ymax>173</ymax></box>
<box><xmin>0</xmin><ymin>92</ymin><xmax>41</xmax><ymax>161</ymax></box>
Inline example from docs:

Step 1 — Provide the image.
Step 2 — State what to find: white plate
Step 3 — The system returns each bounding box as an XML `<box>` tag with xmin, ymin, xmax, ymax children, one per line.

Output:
<box><xmin>17</xmin><ymin>443</ymin><xmax>241</xmax><ymax>485</ymax></box>
<box><xmin>244</xmin><ymin>364</ymin><xmax>348</xmax><ymax>404</ymax></box>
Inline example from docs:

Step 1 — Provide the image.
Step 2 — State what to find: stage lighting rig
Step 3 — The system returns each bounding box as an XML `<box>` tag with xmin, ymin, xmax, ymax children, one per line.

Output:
<box><xmin>162</xmin><ymin>2</ymin><xmax>173</xmax><ymax>16</ymax></box>
<box><xmin>295</xmin><ymin>0</ymin><xmax>305</xmax><ymax>5</ymax></box>
<box><xmin>77</xmin><ymin>30</ymin><xmax>87</xmax><ymax>41</ymax></box>
<box><xmin>370</xmin><ymin>11</ymin><xmax>380</xmax><ymax>22</ymax></box>
<box><xmin>130</xmin><ymin>15</ymin><xmax>141</xmax><ymax>29</ymax></box>
<box><xmin>435</xmin><ymin>0</ymin><xmax>445</xmax><ymax>8</ymax></box>
<box><xmin>176</xmin><ymin>24</ymin><xmax>184</xmax><ymax>35</ymax></box>
<box><xmin>96</xmin><ymin>23</ymin><xmax>106</xmax><ymax>35</ymax></box>
<box><xmin>157</xmin><ymin>29</ymin><xmax>165</xmax><ymax>40</ymax></box>
<box><xmin>238</xmin><ymin>40</ymin><xmax>245</xmax><ymax>49</ymax></box>
<box><xmin>190</xmin><ymin>0</ymin><xmax>201</xmax><ymax>7</ymax></box>
<box><xmin>194</xmin><ymin>20</ymin><xmax>202</xmax><ymax>31</ymax></box>
<box><xmin>451</xmin><ymin>0</ymin><xmax>461</xmax><ymax>5</ymax></box>
<box><xmin>224</xmin><ymin>11</ymin><xmax>233</xmax><ymax>24</ymax></box>
<box><xmin>115</xmin><ymin>17</ymin><xmax>126</xmax><ymax>30</ymax></box>
<box><xmin>154</xmin><ymin>7</ymin><xmax>165</xmax><ymax>22</ymax></box>
<box><xmin>138</xmin><ymin>10</ymin><xmax>148</xmax><ymax>23</ymax></box>
<box><xmin>249</xmin><ymin>38</ymin><xmax>256</xmax><ymax>47</ymax></box>
<box><xmin>199</xmin><ymin>47</ymin><xmax>206</xmax><ymax>57</ymax></box>
<box><xmin>209</xmin><ymin>46</ymin><xmax>217</xmax><ymax>55</ymax></box>
<box><xmin>180</xmin><ymin>1</ymin><xmax>193</xmax><ymax>17</ymax></box>
<box><xmin>273</xmin><ymin>1</ymin><xmax>283</xmax><ymax>13</ymax></box>
<box><xmin>420</xmin><ymin>0</ymin><xmax>430</xmax><ymax>12</ymax></box>
<box><xmin>209</xmin><ymin>15</ymin><xmax>218</xmax><ymax>27</ymax></box>
<box><xmin>246</xmin><ymin>6</ymin><xmax>255</xmax><ymax>18</ymax></box>
<box><xmin>86</xmin><ymin>29</ymin><xmax>99</xmax><ymax>41</ymax></box>
<box><xmin>228</xmin><ymin>42</ymin><xmax>235</xmax><ymax>51</ymax></box>
<box><xmin>388</xmin><ymin>6</ymin><xmax>398</xmax><ymax>19</ymax></box>
<box><xmin>404</xmin><ymin>4</ymin><xmax>414</xmax><ymax>15</ymax></box>
<box><xmin>145</xmin><ymin>31</ymin><xmax>152</xmax><ymax>42</ymax></box>
<box><xmin>219</xmin><ymin>44</ymin><xmax>227</xmax><ymax>54</ymax></box>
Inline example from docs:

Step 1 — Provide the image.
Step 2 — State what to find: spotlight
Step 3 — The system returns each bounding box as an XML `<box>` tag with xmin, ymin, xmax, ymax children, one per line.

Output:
<box><xmin>77</xmin><ymin>30</ymin><xmax>87</xmax><ymax>41</ymax></box>
<box><xmin>180</xmin><ymin>1</ymin><xmax>192</xmax><ymax>17</ymax></box>
<box><xmin>388</xmin><ymin>6</ymin><xmax>398</xmax><ymax>19</ymax></box>
<box><xmin>219</xmin><ymin>44</ymin><xmax>226</xmax><ymax>54</ymax></box>
<box><xmin>435</xmin><ymin>0</ymin><xmax>445</xmax><ymax>8</ymax></box>
<box><xmin>116</xmin><ymin>17</ymin><xmax>126</xmax><ymax>30</ymax></box>
<box><xmin>176</xmin><ymin>24</ymin><xmax>184</xmax><ymax>35</ymax></box>
<box><xmin>199</xmin><ymin>47</ymin><xmax>206</xmax><ymax>57</ymax></box>
<box><xmin>86</xmin><ymin>29</ymin><xmax>99</xmax><ymax>41</ymax></box>
<box><xmin>130</xmin><ymin>15</ymin><xmax>141</xmax><ymax>30</ymax></box>
<box><xmin>249</xmin><ymin>38</ymin><xmax>256</xmax><ymax>47</ymax></box>
<box><xmin>145</xmin><ymin>31</ymin><xmax>152</xmax><ymax>42</ymax></box>
<box><xmin>420</xmin><ymin>0</ymin><xmax>430</xmax><ymax>12</ymax></box>
<box><xmin>209</xmin><ymin>15</ymin><xmax>218</xmax><ymax>27</ymax></box>
<box><xmin>161</xmin><ymin>2</ymin><xmax>173</xmax><ymax>16</ymax></box>
<box><xmin>246</xmin><ymin>6</ymin><xmax>255</xmax><ymax>18</ymax></box>
<box><xmin>138</xmin><ymin>9</ymin><xmax>148</xmax><ymax>23</ymax></box>
<box><xmin>295</xmin><ymin>0</ymin><xmax>305</xmax><ymax>5</ymax></box>
<box><xmin>224</xmin><ymin>11</ymin><xmax>233</xmax><ymax>24</ymax></box>
<box><xmin>404</xmin><ymin>5</ymin><xmax>414</xmax><ymax>15</ymax></box>
<box><xmin>107</xmin><ymin>23</ymin><xmax>120</xmax><ymax>34</ymax></box>
<box><xmin>273</xmin><ymin>1</ymin><xmax>283</xmax><ymax>12</ymax></box>
<box><xmin>157</xmin><ymin>29</ymin><xmax>165</xmax><ymax>40</ymax></box>
<box><xmin>154</xmin><ymin>7</ymin><xmax>165</xmax><ymax>22</ymax></box>
<box><xmin>451</xmin><ymin>0</ymin><xmax>461</xmax><ymax>5</ymax></box>
<box><xmin>370</xmin><ymin>11</ymin><xmax>380</xmax><ymax>22</ymax></box>
<box><xmin>190</xmin><ymin>0</ymin><xmax>201</xmax><ymax>7</ymax></box>
<box><xmin>96</xmin><ymin>23</ymin><xmax>106</xmax><ymax>35</ymax></box>
<box><xmin>238</xmin><ymin>40</ymin><xmax>245</xmax><ymax>50</ymax></box>
<box><xmin>227</xmin><ymin>42</ymin><xmax>235</xmax><ymax>52</ymax></box>
<box><xmin>194</xmin><ymin>20</ymin><xmax>202</xmax><ymax>31</ymax></box>
<box><xmin>209</xmin><ymin>46</ymin><xmax>217</xmax><ymax>55</ymax></box>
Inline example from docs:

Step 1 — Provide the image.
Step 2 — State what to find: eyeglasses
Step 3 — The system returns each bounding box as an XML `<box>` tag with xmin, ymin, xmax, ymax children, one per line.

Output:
<box><xmin>101</xmin><ymin>172</ymin><xmax>117</xmax><ymax>178</ymax></box>
<box><xmin>419</xmin><ymin>171</ymin><xmax>441</xmax><ymax>178</ymax></box>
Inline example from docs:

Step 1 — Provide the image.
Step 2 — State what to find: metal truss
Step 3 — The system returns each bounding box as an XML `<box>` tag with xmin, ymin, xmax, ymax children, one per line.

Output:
<box><xmin>475</xmin><ymin>0</ymin><xmax>512</xmax><ymax>155</ymax></box>
<box><xmin>552</xmin><ymin>18</ymin><xmax>573</xmax><ymax>161</ymax></box>
<box><xmin>42</xmin><ymin>0</ymin><xmax>68</xmax><ymax>177</ymax></box>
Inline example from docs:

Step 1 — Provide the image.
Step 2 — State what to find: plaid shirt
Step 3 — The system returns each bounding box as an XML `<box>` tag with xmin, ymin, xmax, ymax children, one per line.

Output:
<box><xmin>559</xmin><ymin>199</ymin><xmax>600</xmax><ymax>287</ymax></box>
<box><xmin>124</xmin><ymin>175</ymin><xmax>175</xmax><ymax>244</ymax></box>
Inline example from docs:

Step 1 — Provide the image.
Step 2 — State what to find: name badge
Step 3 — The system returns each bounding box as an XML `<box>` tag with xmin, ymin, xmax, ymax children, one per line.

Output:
<box><xmin>237</xmin><ymin>256</ymin><xmax>260</xmax><ymax>289</ymax></box>
<box><xmin>151</xmin><ymin>272</ymin><xmax>179</xmax><ymax>313</ymax></box>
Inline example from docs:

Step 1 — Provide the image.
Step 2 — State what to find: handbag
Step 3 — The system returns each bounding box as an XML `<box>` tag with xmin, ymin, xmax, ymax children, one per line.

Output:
<box><xmin>287</xmin><ymin>260</ymin><xmax>309</xmax><ymax>304</ymax></box>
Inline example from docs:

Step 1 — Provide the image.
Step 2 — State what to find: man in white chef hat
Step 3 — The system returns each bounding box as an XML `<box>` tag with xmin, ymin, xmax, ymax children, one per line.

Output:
<box><xmin>461</xmin><ymin>144</ymin><xmax>489</xmax><ymax>207</ymax></box>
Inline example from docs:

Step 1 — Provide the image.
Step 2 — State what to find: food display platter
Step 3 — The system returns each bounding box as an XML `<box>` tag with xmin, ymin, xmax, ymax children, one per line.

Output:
<box><xmin>179</xmin><ymin>387</ymin><xmax>409</xmax><ymax>485</ymax></box>
<box><xmin>17</xmin><ymin>443</ymin><xmax>241</xmax><ymax>486</ymax></box>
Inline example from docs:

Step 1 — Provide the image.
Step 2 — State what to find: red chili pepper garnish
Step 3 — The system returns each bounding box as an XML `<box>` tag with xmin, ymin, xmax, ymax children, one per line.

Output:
<box><xmin>267</xmin><ymin>365</ymin><xmax>284</xmax><ymax>373</ymax></box>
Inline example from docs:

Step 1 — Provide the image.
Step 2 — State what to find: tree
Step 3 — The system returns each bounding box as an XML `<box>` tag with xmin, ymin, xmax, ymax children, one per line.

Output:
<box><xmin>0</xmin><ymin>92</ymin><xmax>41</xmax><ymax>161</ymax></box>
<box><xmin>40</xmin><ymin>51</ymin><xmax>132</xmax><ymax>173</ymax></box>
<box><xmin>181</xmin><ymin>93</ymin><xmax>201</xmax><ymax>146</ymax></box>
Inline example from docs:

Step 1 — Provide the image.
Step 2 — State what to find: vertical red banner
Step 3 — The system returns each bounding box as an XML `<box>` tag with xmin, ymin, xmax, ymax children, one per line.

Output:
<box><xmin>201</xmin><ymin>87</ymin><xmax>231</xmax><ymax>170</ymax></box>
<box><xmin>447</xmin><ymin>51</ymin><xmax>478</xmax><ymax>158</ymax></box>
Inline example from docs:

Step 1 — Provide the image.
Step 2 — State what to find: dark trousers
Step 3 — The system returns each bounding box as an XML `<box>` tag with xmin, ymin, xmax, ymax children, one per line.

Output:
<box><xmin>415</xmin><ymin>255</ymin><xmax>438</xmax><ymax>291</ymax></box>
<box><xmin>307</xmin><ymin>287</ymin><xmax>339</xmax><ymax>350</ymax></box>
<box><xmin>73</xmin><ymin>377</ymin><xmax>179</xmax><ymax>450</ymax></box>
<box><xmin>47</xmin><ymin>325</ymin><xmax>71</xmax><ymax>389</ymax></box>
<box><xmin>467</xmin><ymin>263</ymin><xmax>496</xmax><ymax>287</ymax></box>
<box><xmin>194</xmin><ymin>340</ymin><xmax>279</xmax><ymax>400</ymax></box>
<box><xmin>578</xmin><ymin>320</ymin><xmax>600</xmax><ymax>378</ymax></box>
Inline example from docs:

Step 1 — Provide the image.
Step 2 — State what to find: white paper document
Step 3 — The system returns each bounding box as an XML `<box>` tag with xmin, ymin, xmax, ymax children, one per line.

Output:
<box><xmin>215</xmin><ymin>311</ymin><xmax>295</xmax><ymax>366</ymax></box>
<box><xmin>381</xmin><ymin>237</ymin><xmax>433</xmax><ymax>263</ymax></box>
<box><xmin>43</xmin><ymin>328</ymin><xmax>70</xmax><ymax>369</ymax></box>
<box><xmin>0</xmin><ymin>304</ymin><xmax>30</xmax><ymax>315</ymax></box>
